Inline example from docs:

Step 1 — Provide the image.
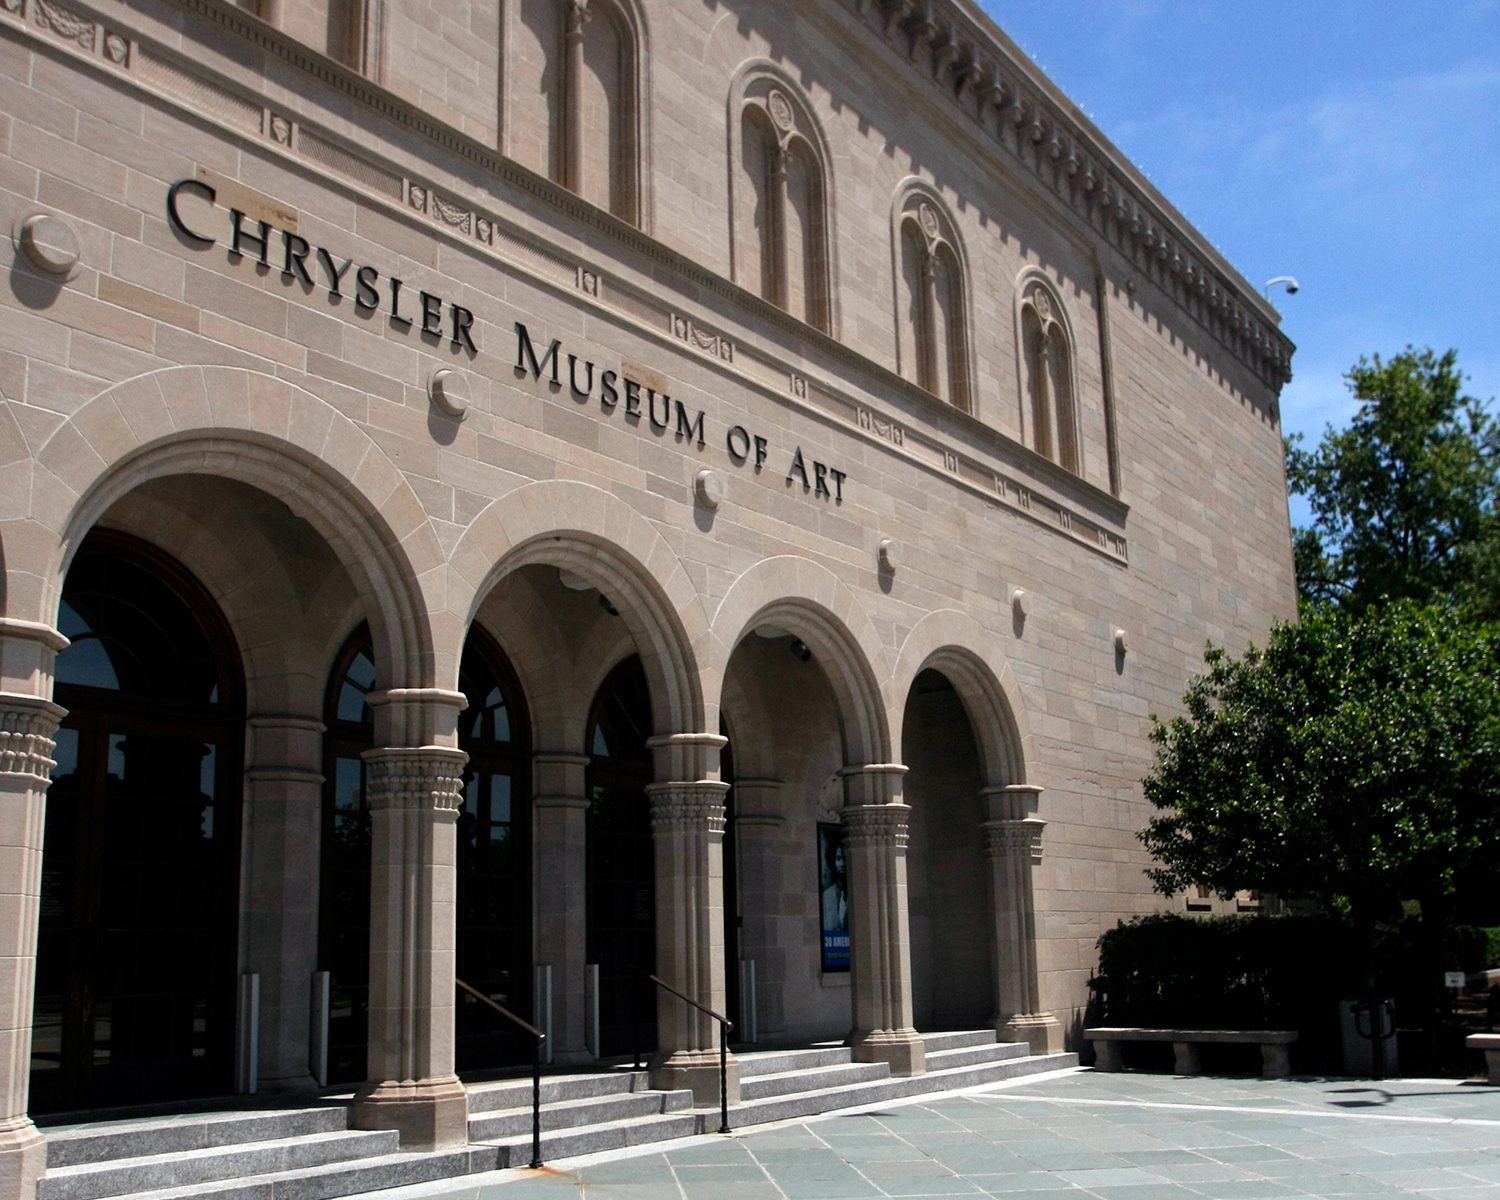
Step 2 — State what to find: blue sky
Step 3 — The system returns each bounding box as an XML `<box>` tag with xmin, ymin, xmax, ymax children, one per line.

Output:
<box><xmin>978</xmin><ymin>2</ymin><xmax>1500</xmax><ymax>522</ymax></box>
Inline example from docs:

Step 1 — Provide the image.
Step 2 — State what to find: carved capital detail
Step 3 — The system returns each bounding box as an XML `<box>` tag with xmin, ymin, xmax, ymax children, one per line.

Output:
<box><xmin>362</xmin><ymin>746</ymin><xmax>467</xmax><ymax>812</ymax></box>
<box><xmin>983</xmin><ymin>817</ymin><xmax>1045</xmax><ymax>862</ymax></box>
<box><xmin>647</xmin><ymin>781</ymin><xmax>729</xmax><ymax>834</ymax></box>
<box><xmin>0</xmin><ymin>695</ymin><xmax>67</xmax><ymax>783</ymax></box>
<box><xmin>841</xmin><ymin>803</ymin><xmax>911</xmax><ymax>849</ymax></box>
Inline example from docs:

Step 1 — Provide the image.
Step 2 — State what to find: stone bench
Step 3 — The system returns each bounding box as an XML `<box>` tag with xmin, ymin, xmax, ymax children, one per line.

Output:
<box><xmin>1467</xmin><ymin>1034</ymin><xmax>1500</xmax><ymax>1084</ymax></box>
<box><xmin>1085</xmin><ymin>1027</ymin><xmax>1298</xmax><ymax>1079</ymax></box>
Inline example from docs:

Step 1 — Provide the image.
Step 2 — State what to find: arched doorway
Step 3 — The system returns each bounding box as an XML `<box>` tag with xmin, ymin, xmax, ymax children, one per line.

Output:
<box><xmin>32</xmin><ymin>531</ymin><xmax>245</xmax><ymax>1113</ymax></box>
<box><xmin>904</xmin><ymin>668</ymin><xmax>991</xmax><ymax>1029</ymax></box>
<box><xmin>317</xmin><ymin>624</ymin><xmax>535</xmax><ymax>1083</ymax></box>
<box><xmin>585</xmin><ymin>656</ymin><xmax>654</xmax><ymax>1058</ymax></box>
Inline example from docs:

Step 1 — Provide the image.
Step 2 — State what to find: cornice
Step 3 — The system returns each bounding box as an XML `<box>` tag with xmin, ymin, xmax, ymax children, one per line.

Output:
<box><xmin>841</xmin><ymin>0</ymin><xmax>1294</xmax><ymax>393</ymax></box>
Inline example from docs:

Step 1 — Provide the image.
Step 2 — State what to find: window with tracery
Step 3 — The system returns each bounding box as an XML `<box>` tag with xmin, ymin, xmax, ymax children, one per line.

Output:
<box><xmin>733</xmin><ymin>80</ymin><xmax>831</xmax><ymax>332</ymax></box>
<box><xmin>509</xmin><ymin>0</ymin><xmax>641</xmax><ymax>224</ymax></box>
<box><xmin>895</xmin><ymin>195</ymin><xmax>970</xmax><ymax>411</ymax></box>
<box><xmin>1018</xmin><ymin>278</ymin><xmax>1080</xmax><ymax>474</ymax></box>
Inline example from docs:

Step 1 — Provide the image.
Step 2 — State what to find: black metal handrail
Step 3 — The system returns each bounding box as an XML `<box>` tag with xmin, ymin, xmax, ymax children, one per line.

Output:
<box><xmin>456</xmin><ymin>977</ymin><xmax>546</xmax><ymax>1168</ymax></box>
<box><xmin>643</xmin><ymin>972</ymin><xmax>734</xmax><ymax>1134</ymax></box>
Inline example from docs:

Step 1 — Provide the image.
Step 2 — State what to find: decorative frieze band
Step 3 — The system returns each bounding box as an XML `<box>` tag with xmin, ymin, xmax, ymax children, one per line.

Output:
<box><xmin>646</xmin><ymin>782</ymin><xmax>729</xmax><ymax>834</ymax></box>
<box><xmin>841</xmin><ymin>803</ymin><xmax>912</xmax><ymax>849</ymax></box>
<box><xmin>0</xmin><ymin>694</ymin><xmax>66</xmax><ymax>783</ymax></box>
<box><xmin>361</xmin><ymin>746</ymin><xmax>467</xmax><ymax>812</ymax></box>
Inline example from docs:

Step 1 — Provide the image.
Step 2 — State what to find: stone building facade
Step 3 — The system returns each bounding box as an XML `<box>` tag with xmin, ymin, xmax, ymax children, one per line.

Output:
<box><xmin>0</xmin><ymin>0</ymin><xmax>1296</xmax><ymax>1195</ymax></box>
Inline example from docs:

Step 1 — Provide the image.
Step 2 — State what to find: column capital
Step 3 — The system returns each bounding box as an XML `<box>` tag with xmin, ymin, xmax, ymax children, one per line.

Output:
<box><xmin>841</xmin><ymin>802</ymin><xmax>911</xmax><ymax>849</ymax></box>
<box><xmin>365</xmin><ymin>688</ymin><xmax>467</xmax><ymax>748</ymax></box>
<box><xmin>646</xmin><ymin>731</ymin><xmax>727</xmax><ymax>781</ymax></box>
<box><xmin>982</xmin><ymin>816</ymin><xmax>1045</xmax><ymax>862</ymax></box>
<box><xmin>840</xmin><ymin>763</ymin><xmax>908</xmax><ymax>807</ymax></box>
<box><xmin>0</xmin><ymin>617</ymin><xmax>69</xmax><ymax>654</ymax></box>
<box><xmin>979</xmin><ymin>783</ymin><xmax>1042</xmax><ymax>822</ymax></box>
<box><xmin>646</xmin><ymin>780</ymin><xmax>729</xmax><ymax>833</ymax></box>
<box><xmin>0</xmin><ymin>693</ymin><xmax>67</xmax><ymax>784</ymax></box>
<box><xmin>362</xmin><ymin>746</ymin><xmax>468</xmax><ymax>812</ymax></box>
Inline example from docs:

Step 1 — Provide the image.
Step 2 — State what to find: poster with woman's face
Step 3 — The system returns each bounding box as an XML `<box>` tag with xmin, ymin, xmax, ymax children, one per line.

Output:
<box><xmin>818</xmin><ymin>823</ymin><xmax>849</xmax><ymax>972</ymax></box>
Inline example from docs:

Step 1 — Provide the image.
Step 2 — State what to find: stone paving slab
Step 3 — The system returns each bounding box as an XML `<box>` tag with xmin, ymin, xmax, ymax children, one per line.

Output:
<box><xmin>370</xmin><ymin>1070</ymin><xmax>1500</xmax><ymax>1199</ymax></box>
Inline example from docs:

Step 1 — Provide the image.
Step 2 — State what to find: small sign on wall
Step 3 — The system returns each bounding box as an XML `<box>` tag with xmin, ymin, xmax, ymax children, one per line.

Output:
<box><xmin>818</xmin><ymin>823</ymin><xmax>849</xmax><ymax>973</ymax></box>
<box><xmin>1445</xmin><ymin>971</ymin><xmax>1467</xmax><ymax>989</ymax></box>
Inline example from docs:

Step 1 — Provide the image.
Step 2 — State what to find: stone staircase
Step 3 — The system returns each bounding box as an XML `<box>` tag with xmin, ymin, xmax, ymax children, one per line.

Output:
<box><xmin>36</xmin><ymin>1031</ymin><xmax>1076</xmax><ymax>1199</ymax></box>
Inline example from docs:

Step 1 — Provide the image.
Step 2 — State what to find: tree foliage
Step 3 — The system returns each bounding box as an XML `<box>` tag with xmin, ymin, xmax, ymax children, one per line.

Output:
<box><xmin>1140</xmin><ymin>602</ymin><xmax>1500</xmax><ymax>926</ymax></box>
<box><xmin>1286</xmin><ymin>348</ymin><xmax>1499</xmax><ymax>618</ymax></box>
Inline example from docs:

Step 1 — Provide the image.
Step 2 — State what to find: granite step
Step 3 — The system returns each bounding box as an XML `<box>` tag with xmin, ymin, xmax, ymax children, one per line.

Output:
<box><xmin>920</xmin><ymin>1029</ymin><xmax>1010</xmax><ymax>1052</ymax></box>
<box><xmin>468</xmin><ymin>1085</ymin><xmax>693</xmax><ymax>1140</ymax></box>
<box><xmin>43</xmin><ymin>1107</ymin><xmax>350</xmax><ymax>1169</ymax></box>
<box><xmin>734</xmin><ymin>1045</ymin><xmax>855</xmax><ymax>1077</ymax></box>
<box><xmin>37</xmin><ymin>1129</ymin><xmax>401</xmax><ymax>1200</ymax></box>
<box><xmin>923</xmin><ymin>1040</ymin><xmax>1032</xmax><ymax>1070</ymax></box>
<box><xmin>108</xmin><ymin>1148</ymin><xmax>477</xmax><ymax>1200</ymax></box>
<box><xmin>478</xmin><ymin>1109</ymin><xmax>704</xmax><ymax>1166</ymax></box>
<box><xmin>465</xmin><ymin>1069</ymin><xmax>653</xmax><ymax>1114</ymax></box>
<box><xmin>739</xmin><ymin>1060</ymin><xmax>889</xmax><ymax>1101</ymax></box>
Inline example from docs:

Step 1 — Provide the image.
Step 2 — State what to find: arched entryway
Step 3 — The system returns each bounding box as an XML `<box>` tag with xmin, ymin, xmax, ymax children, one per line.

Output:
<box><xmin>32</xmin><ymin>531</ymin><xmax>245</xmax><ymax>1113</ymax></box>
<box><xmin>904</xmin><ymin>668</ymin><xmax>991</xmax><ymax>1029</ymax></box>
<box><xmin>317</xmin><ymin>624</ymin><xmax>534</xmax><ymax>1081</ymax></box>
<box><xmin>584</xmin><ymin>655</ymin><xmax>655</xmax><ymax>1058</ymax></box>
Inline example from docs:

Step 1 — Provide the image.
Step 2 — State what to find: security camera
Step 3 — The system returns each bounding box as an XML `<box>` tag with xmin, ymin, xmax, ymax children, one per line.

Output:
<box><xmin>1284</xmin><ymin>278</ymin><xmax>1299</xmax><ymax>295</ymax></box>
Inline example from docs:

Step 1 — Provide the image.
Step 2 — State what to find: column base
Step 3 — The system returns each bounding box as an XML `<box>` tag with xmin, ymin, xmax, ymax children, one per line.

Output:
<box><xmin>850</xmin><ymin>1028</ymin><xmax>925</xmax><ymax>1076</ymax></box>
<box><xmin>352</xmin><ymin>1075</ymin><xmax>469</xmax><ymax>1150</ymax></box>
<box><xmin>652</xmin><ymin>1049</ymin><xmax>741</xmax><ymax>1107</ymax></box>
<box><xmin>998</xmin><ymin>1013</ymin><xmax>1063</xmax><ymax>1055</ymax></box>
<box><xmin>0</xmin><ymin>1118</ymin><xmax>46</xmax><ymax>1200</ymax></box>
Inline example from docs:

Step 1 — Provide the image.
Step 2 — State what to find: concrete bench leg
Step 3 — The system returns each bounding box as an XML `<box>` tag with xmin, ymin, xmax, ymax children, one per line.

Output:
<box><xmin>1093</xmin><ymin>1041</ymin><xmax>1122</xmax><ymax>1072</ymax></box>
<box><xmin>1261</xmin><ymin>1043</ymin><xmax>1292</xmax><ymax>1079</ymax></box>
<box><xmin>1487</xmin><ymin>1050</ymin><xmax>1500</xmax><ymax>1086</ymax></box>
<box><xmin>1173</xmin><ymin>1042</ymin><xmax>1201</xmax><ymax>1075</ymax></box>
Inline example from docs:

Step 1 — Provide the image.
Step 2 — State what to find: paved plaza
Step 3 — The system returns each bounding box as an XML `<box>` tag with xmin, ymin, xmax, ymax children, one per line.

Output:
<box><xmin>380</xmin><ymin>1069</ymin><xmax>1500</xmax><ymax>1200</ymax></box>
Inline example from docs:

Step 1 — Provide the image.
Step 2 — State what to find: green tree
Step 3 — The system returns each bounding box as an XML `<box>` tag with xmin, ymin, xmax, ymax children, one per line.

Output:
<box><xmin>1286</xmin><ymin>348</ymin><xmax>1499</xmax><ymax>617</ymax></box>
<box><xmin>1141</xmin><ymin>602</ymin><xmax>1500</xmax><ymax>934</ymax></box>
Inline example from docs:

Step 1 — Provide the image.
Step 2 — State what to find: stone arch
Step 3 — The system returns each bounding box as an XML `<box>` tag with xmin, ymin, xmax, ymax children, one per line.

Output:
<box><xmin>23</xmin><ymin>366</ymin><xmax>442</xmax><ymax>699</ymax></box>
<box><xmin>891</xmin><ymin>609</ymin><xmax>1030</xmax><ymax>788</ymax></box>
<box><xmin>446</xmin><ymin>479</ymin><xmax>710</xmax><ymax>745</ymax></box>
<box><xmin>709</xmin><ymin>555</ymin><xmax>890</xmax><ymax>766</ymax></box>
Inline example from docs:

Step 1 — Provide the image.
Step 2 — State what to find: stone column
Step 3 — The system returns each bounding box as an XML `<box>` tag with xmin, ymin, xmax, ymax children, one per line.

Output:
<box><xmin>842</xmin><ymin>764</ymin><xmax>924</xmax><ymax>1076</ymax></box>
<box><xmin>352</xmin><ymin>688</ymin><xmax>469</xmax><ymax>1150</ymax></box>
<box><xmin>562</xmin><ymin>0</ymin><xmax>591</xmax><ymax>193</ymax></box>
<box><xmin>0</xmin><ymin>617</ymin><xmax>68</xmax><ymax>1200</ymax></box>
<box><xmin>645</xmin><ymin>733</ymin><xmax>739</xmax><ymax>1107</ymax></box>
<box><xmin>981</xmin><ymin>784</ymin><xmax>1061</xmax><ymax>1054</ymax></box>
<box><xmin>243</xmin><ymin>716</ymin><xmax>325</xmax><ymax>1092</ymax></box>
<box><xmin>767</xmin><ymin>145</ymin><xmax>790</xmax><ymax>310</ymax></box>
<box><xmin>532</xmin><ymin>751</ymin><xmax>590</xmax><ymax>1062</ymax></box>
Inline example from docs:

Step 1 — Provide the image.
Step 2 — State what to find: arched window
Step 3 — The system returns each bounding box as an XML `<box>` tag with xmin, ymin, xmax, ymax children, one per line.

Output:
<box><xmin>1017</xmin><ymin>276</ymin><xmax>1081</xmax><ymax>474</ymax></box>
<box><xmin>509</xmin><ymin>0</ymin><xmax>642</xmax><ymax>224</ymax></box>
<box><xmin>732</xmin><ymin>77</ymin><xmax>832</xmax><ymax>332</ymax></box>
<box><xmin>894</xmin><ymin>190</ymin><xmax>971</xmax><ymax>412</ymax></box>
<box><xmin>37</xmin><ymin>531</ymin><xmax>244</xmax><ymax>1113</ymax></box>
